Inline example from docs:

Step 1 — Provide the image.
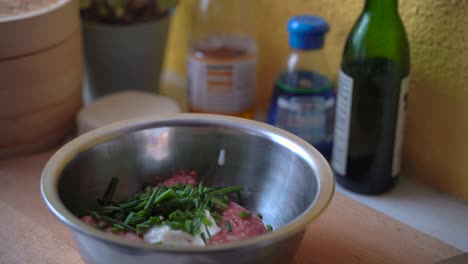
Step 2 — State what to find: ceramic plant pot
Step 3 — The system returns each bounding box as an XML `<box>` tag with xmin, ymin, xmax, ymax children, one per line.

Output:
<box><xmin>83</xmin><ymin>14</ymin><xmax>171</xmax><ymax>100</ymax></box>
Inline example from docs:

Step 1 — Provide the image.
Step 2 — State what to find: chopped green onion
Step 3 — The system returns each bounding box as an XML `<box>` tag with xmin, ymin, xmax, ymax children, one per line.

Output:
<box><xmin>198</xmin><ymin>182</ymin><xmax>204</xmax><ymax>195</ymax></box>
<box><xmin>211</xmin><ymin>197</ymin><xmax>228</xmax><ymax>209</ymax></box>
<box><xmin>200</xmin><ymin>232</ymin><xmax>207</xmax><ymax>245</ymax></box>
<box><xmin>113</xmin><ymin>223</ymin><xmax>125</xmax><ymax>230</ymax></box>
<box><xmin>120</xmin><ymin>199</ymin><xmax>145</xmax><ymax>209</ymax></box>
<box><xmin>102</xmin><ymin>177</ymin><xmax>119</xmax><ymax>203</ymax></box>
<box><xmin>101</xmin><ymin>216</ymin><xmax>119</xmax><ymax>224</ymax></box>
<box><xmin>88</xmin><ymin>177</ymin><xmax>263</xmax><ymax>237</ymax></box>
<box><xmin>236</xmin><ymin>191</ymin><xmax>243</xmax><ymax>205</ymax></box>
<box><xmin>135</xmin><ymin>200</ymin><xmax>148</xmax><ymax>211</ymax></box>
<box><xmin>97</xmin><ymin>222</ymin><xmax>107</xmax><ymax>229</ymax></box>
<box><xmin>154</xmin><ymin>189</ymin><xmax>174</xmax><ymax>204</ymax></box>
<box><xmin>124</xmin><ymin>212</ymin><xmax>134</xmax><ymax>225</ymax></box>
<box><xmin>266</xmin><ymin>224</ymin><xmax>273</xmax><ymax>232</ymax></box>
<box><xmin>101</xmin><ymin>206</ymin><xmax>121</xmax><ymax>211</ymax></box>
<box><xmin>144</xmin><ymin>187</ymin><xmax>160</xmax><ymax>211</ymax></box>
<box><xmin>138</xmin><ymin>219</ymin><xmax>152</xmax><ymax>226</ymax></box>
<box><xmin>201</xmin><ymin>217</ymin><xmax>212</xmax><ymax>227</ymax></box>
<box><xmin>184</xmin><ymin>219</ymin><xmax>192</xmax><ymax>233</ymax></box>
<box><xmin>239</xmin><ymin>212</ymin><xmax>252</xmax><ymax>218</ymax></box>
<box><xmin>226</xmin><ymin>220</ymin><xmax>232</xmax><ymax>232</ymax></box>
<box><xmin>215</xmin><ymin>186</ymin><xmax>243</xmax><ymax>194</ymax></box>
<box><xmin>205</xmin><ymin>225</ymin><xmax>212</xmax><ymax>240</ymax></box>
<box><xmin>91</xmin><ymin>212</ymin><xmax>101</xmax><ymax>220</ymax></box>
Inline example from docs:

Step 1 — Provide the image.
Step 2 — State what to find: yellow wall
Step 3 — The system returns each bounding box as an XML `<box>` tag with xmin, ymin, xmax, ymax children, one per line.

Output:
<box><xmin>162</xmin><ymin>0</ymin><xmax>468</xmax><ymax>200</ymax></box>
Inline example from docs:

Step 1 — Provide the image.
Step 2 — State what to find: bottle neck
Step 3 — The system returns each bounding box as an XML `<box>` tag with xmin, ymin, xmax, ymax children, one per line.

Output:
<box><xmin>286</xmin><ymin>47</ymin><xmax>331</xmax><ymax>77</ymax></box>
<box><xmin>364</xmin><ymin>0</ymin><xmax>398</xmax><ymax>14</ymax></box>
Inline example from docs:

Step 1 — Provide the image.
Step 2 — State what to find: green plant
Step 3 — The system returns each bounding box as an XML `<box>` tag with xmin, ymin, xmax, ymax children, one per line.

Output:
<box><xmin>80</xmin><ymin>0</ymin><xmax>177</xmax><ymax>24</ymax></box>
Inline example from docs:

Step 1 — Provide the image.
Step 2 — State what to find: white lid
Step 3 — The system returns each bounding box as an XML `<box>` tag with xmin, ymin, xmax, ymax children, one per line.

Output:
<box><xmin>77</xmin><ymin>91</ymin><xmax>181</xmax><ymax>135</ymax></box>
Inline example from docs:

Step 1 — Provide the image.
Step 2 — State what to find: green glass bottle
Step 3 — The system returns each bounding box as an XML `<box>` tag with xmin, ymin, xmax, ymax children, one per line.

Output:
<box><xmin>332</xmin><ymin>0</ymin><xmax>410</xmax><ymax>194</ymax></box>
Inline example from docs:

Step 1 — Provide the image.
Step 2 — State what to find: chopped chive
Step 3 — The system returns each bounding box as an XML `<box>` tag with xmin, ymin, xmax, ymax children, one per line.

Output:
<box><xmin>102</xmin><ymin>177</ymin><xmax>119</xmax><ymax>202</ymax></box>
<box><xmin>239</xmin><ymin>212</ymin><xmax>252</xmax><ymax>218</ymax></box>
<box><xmin>137</xmin><ymin>224</ymin><xmax>151</xmax><ymax>229</ymax></box>
<box><xmin>101</xmin><ymin>216</ymin><xmax>119</xmax><ymax>224</ymax></box>
<box><xmin>121</xmin><ymin>199</ymin><xmax>145</xmax><ymax>209</ymax></box>
<box><xmin>137</xmin><ymin>209</ymin><xmax>149</xmax><ymax>216</ymax></box>
<box><xmin>183</xmin><ymin>185</ymin><xmax>191</xmax><ymax>195</ymax></box>
<box><xmin>236</xmin><ymin>191</ymin><xmax>243</xmax><ymax>205</ymax></box>
<box><xmin>205</xmin><ymin>225</ymin><xmax>212</xmax><ymax>240</ymax></box>
<box><xmin>211</xmin><ymin>197</ymin><xmax>228</xmax><ymax>209</ymax></box>
<box><xmin>135</xmin><ymin>200</ymin><xmax>148</xmax><ymax>211</ymax></box>
<box><xmin>201</xmin><ymin>217</ymin><xmax>212</xmax><ymax>227</ymax></box>
<box><xmin>266</xmin><ymin>224</ymin><xmax>273</xmax><ymax>232</ymax></box>
<box><xmin>137</xmin><ymin>219</ymin><xmax>152</xmax><ymax>227</ymax></box>
<box><xmin>166</xmin><ymin>221</ymin><xmax>184</xmax><ymax>230</ymax></box>
<box><xmin>95</xmin><ymin>209</ymin><xmax>115</xmax><ymax>215</ymax></box>
<box><xmin>164</xmin><ymin>197</ymin><xmax>193</xmax><ymax>207</ymax></box>
<box><xmin>91</xmin><ymin>212</ymin><xmax>101</xmax><ymax>220</ymax></box>
<box><xmin>256</xmin><ymin>213</ymin><xmax>263</xmax><ymax>219</ymax></box>
<box><xmin>124</xmin><ymin>212</ymin><xmax>134</xmax><ymax>225</ymax></box>
<box><xmin>211</xmin><ymin>212</ymin><xmax>222</xmax><ymax>223</ymax></box>
<box><xmin>144</xmin><ymin>186</ymin><xmax>152</xmax><ymax>194</ymax></box>
<box><xmin>200</xmin><ymin>232</ymin><xmax>207</xmax><ymax>245</ymax></box>
<box><xmin>150</xmin><ymin>216</ymin><xmax>163</xmax><ymax>225</ymax></box>
<box><xmin>198</xmin><ymin>182</ymin><xmax>203</xmax><ymax>195</ymax></box>
<box><xmin>113</xmin><ymin>223</ymin><xmax>125</xmax><ymax>230</ymax></box>
<box><xmin>144</xmin><ymin>187</ymin><xmax>160</xmax><ymax>211</ymax></box>
<box><xmin>215</xmin><ymin>186</ymin><xmax>243</xmax><ymax>194</ymax></box>
<box><xmin>192</xmin><ymin>218</ymin><xmax>201</xmax><ymax>232</ymax></box>
<box><xmin>115</xmin><ymin>213</ymin><xmax>126</xmax><ymax>220</ymax></box>
<box><xmin>226</xmin><ymin>220</ymin><xmax>232</xmax><ymax>232</ymax></box>
<box><xmin>97</xmin><ymin>222</ymin><xmax>107</xmax><ymax>229</ymax></box>
<box><xmin>120</xmin><ymin>223</ymin><xmax>136</xmax><ymax>232</ymax></box>
<box><xmin>184</xmin><ymin>210</ymin><xmax>196</xmax><ymax>218</ymax></box>
<box><xmin>128</xmin><ymin>216</ymin><xmax>147</xmax><ymax>225</ymax></box>
<box><xmin>187</xmin><ymin>188</ymin><xmax>194</xmax><ymax>197</ymax></box>
<box><xmin>136</xmin><ymin>227</ymin><xmax>145</xmax><ymax>235</ymax></box>
<box><xmin>101</xmin><ymin>206</ymin><xmax>121</xmax><ymax>211</ymax></box>
<box><xmin>154</xmin><ymin>189</ymin><xmax>174</xmax><ymax>204</ymax></box>
<box><xmin>184</xmin><ymin>219</ymin><xmax>192</xmax><ymax>233</ymax></box>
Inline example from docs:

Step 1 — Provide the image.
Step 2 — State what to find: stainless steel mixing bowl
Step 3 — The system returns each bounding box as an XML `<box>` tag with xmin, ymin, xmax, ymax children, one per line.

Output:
<box><xmin>41</xmin><ymin>114</ymin><xmax>334</xmax><ymax>264</ymax></box>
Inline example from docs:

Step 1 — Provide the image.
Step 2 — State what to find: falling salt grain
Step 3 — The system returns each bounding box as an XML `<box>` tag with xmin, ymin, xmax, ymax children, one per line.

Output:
<box><xmin>218</xmin><ymin>149</ymin><xmax>225</xmax><ymax>166</ymax></box>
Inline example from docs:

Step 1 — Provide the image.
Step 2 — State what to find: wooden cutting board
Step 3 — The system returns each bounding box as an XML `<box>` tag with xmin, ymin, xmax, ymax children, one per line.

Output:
<box><xmin>0</xmin><ymin>152</ymin><xmax>461</xmax><ymax>264</ymax></box>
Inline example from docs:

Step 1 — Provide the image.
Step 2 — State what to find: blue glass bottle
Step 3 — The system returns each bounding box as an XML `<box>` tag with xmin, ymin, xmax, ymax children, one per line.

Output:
<box><xmin>267</xmin><ymin>16</ymin><xmax>335</xmax><ymax>159</ymax></box>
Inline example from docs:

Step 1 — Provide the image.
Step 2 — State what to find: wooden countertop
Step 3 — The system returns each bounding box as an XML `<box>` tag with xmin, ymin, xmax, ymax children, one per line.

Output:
<box><xmin>0</xmin><ymin>152</ymin><xmax>462</xmax><ymax>264</ymax></box>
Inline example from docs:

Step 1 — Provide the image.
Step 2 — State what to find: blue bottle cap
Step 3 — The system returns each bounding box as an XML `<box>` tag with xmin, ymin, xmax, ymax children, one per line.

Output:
<box><xmin>288</xmin><ymin>15</ymin><xmax>330</xmax><ymax>50</ymax></box>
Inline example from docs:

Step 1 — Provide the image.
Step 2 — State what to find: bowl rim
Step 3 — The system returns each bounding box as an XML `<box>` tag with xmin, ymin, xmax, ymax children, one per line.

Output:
<box><xmin>41</xmin><ymin>113</ymin><xmax>334</xmax><ymax>253</ymax></box>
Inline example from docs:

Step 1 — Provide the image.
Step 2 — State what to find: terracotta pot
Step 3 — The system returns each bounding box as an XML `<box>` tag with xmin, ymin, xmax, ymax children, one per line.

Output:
<box><xmin>0</xmin><ymin>0</ymin><xmax>82</xmax><ymax>158</ymax></box>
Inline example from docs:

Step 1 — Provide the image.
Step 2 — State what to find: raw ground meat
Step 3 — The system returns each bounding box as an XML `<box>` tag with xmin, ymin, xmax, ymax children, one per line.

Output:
<box><xmin>81</xmin><ymin>170</ymin><xmax>266</xmax><ymax>244</ymax></box>
<box><xmin>158</xmin><ymin>170</ymin><xmax>197</xmax><ymax>187</ymax></box>
<box><xmin>210</xmin><ymin>202</ymin><xmax>266</xmax><ymax>244</ymax></box>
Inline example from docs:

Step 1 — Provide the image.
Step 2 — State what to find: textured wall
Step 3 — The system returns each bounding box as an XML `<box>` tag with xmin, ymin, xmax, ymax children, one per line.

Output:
<box><xmin>163</xmin><ymin>0</ymin><xmax>468</xmax><ymax>200</ymax></box>
<box><xmin>399</xmin><ymin>0</ymin><xmax>468</xmax><ymax>200</ymax></box>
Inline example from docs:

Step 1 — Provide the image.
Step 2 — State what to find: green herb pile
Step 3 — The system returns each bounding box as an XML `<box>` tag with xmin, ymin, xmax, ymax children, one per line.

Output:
<box><xmin>88</xmin><ymin>178</ymin><xmax>244</xmax><ymax>239</ymax></box>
